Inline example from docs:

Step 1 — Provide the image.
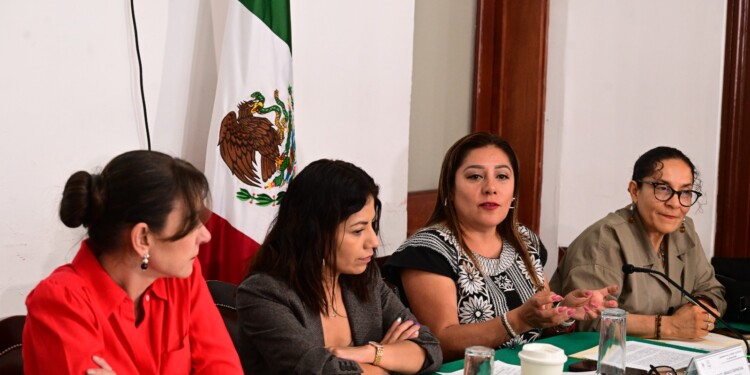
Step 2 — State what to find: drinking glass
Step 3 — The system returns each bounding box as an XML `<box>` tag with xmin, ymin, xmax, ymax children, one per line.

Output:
<box><xmin>464</xmin><ymin>345</ymin><xmax>494</xmax><ymax>375</ymax></box>
<box><xmin>598</xmin><ymin>308</ymin><xmax>627</xmax><ymax>375</ymax></box>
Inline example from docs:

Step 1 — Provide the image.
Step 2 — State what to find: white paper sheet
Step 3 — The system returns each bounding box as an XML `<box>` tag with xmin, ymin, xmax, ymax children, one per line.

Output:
<box><xmin>437</xmin><ymin>360</ymin><xmax>595</xmax><ymax>375</ymax></box>
<box><xmin>687</xmin><ymin>345</ymin><xmax>750</xmax><ymax>375</ymax></box>
<box><xmin>646</xmin><ymin>332</ymin><xmax>748</xmax><ymax>353</ymax></box>
<box><xmin>575</xmin><ymin>341</ymin><xmax>703</xmax><ymax>371</ymax></box>
<box><xmin>437</xmin><ymin>360</ymin><xmax>520</xmax><ymax>375</ymax></box>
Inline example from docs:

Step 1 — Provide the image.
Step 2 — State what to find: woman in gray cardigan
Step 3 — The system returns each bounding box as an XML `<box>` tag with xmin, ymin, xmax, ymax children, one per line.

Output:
<box><xmin>236</xmin><ymin>159</ymin><xmax>442</xmax><ymax>375</ymax></box>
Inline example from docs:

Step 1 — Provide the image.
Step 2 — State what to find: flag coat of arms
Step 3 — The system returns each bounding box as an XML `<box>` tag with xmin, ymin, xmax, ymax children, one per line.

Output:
<box><xmin>200</xmin><ymin>0</ymin><xmax>295</xmax><ymax>284</ymax></box>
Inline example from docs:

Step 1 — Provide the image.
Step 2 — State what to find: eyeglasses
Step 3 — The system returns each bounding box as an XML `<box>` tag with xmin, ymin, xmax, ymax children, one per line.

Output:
<box><xmin>637</xmin><ymin>180</ymin><xmax>702</xmax><ymax>207</ymax></box>
<box><xmin>648</xmin><ymin>364</ymin><xmax>677</xmax><ymax>375</ymax></box>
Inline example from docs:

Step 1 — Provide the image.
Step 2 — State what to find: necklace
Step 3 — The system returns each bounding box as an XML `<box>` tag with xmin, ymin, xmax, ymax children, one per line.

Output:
<box><xmin>657</xmin><ymin>241</ymin><xmax>668</xmax><ymax>270</ymax></box>
<box><xmin>327</xmin><ymin>302</ymin><xmax>346</xmax><ymax>318</ymax></box>
<box><xmin>325</xmin><ymin>281</ymin><xmax>347</xmax><ymax>318</ymax></box>
<box><xmin>328</xmin><ymin>308</ymin><xmax>344</xmax><ymax>318</ymax></box>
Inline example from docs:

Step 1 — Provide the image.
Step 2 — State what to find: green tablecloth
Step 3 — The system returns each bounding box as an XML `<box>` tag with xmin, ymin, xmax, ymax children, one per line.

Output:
<box><xmin>435</xmin><ymin>331</ymin><xmax>712</xmax><ymax>373</ymax></box>
<box><xmin>717</xmin><ymin>320</ymin><xmax>750</xmax><ymax>333</ymax></box>
<box><xmin>436</xmin><ymin>332</ymin><xmax>600</xmax><ymax>373</ymax></box>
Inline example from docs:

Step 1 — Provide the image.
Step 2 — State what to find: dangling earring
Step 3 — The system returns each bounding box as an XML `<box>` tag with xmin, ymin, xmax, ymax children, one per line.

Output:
<box><xmin>680</xmin><ymin>218</ymin><xmax>686</xmax><ymax>233</ymax></box>
<box><xmin>140</xmin><ymin>253</ymin><xmax>150</xmax><ymax>271</ymax></box>
<box><xmin>444</xmin><ymin>197</ymin><xmax>448</xmax><ymax>207</ymax></box>
<box><xmin>509</xmin><ymin>197</ymin><xmax>516</xmax><ymax>209</ymax></box>
<box><xmin>629</xmin><ymin>203</ymin><xmax>636</xmax><ymax>224</ymax></box>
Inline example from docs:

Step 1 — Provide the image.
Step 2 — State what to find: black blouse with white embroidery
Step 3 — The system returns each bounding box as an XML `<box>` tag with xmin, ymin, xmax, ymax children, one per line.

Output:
<box><xmin>383</xmin><ymin>224</ymin><xmax>548</xmax><ymax>348</ymax></box>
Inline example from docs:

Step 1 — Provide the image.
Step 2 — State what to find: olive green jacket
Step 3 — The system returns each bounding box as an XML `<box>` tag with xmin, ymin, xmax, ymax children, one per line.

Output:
<box><xmin>550</xmin><ymin>206</ymin><xmax>726</xmax><ymax>331</ymax></box>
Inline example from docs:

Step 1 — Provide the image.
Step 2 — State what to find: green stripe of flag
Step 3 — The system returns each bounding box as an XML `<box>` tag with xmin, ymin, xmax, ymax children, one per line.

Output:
<box><xmin>239</xmin><ymin>0</ymin><xmax>292</xmax><ymax>51</ymax></box>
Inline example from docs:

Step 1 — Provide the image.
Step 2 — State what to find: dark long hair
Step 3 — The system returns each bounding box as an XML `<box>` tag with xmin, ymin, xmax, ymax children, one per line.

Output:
<box><xmin>247</xmin><ymin>159</ymin><xmax>382</xmax><ymax>314</ymax></box>
<box><xmin>427</xmin><ymin>132</ymin><xmax>542</xmax><ymax>289</ymax></box>
<box><xmin>632</xmin><ymin>146</ymin><xmax>701</xmax><ymax>190</ymax></box>
<box><xmin>59</xmin><ymin>150</ymin><xmax>209</xmax><ymax>255</ymax></box>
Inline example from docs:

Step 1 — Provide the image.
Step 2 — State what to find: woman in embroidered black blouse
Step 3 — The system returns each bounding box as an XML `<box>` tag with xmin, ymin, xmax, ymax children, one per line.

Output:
<box><xmin>384</xmin><ymin>133</ymin><xmax>619</xmax><ymax>360</ymax></box>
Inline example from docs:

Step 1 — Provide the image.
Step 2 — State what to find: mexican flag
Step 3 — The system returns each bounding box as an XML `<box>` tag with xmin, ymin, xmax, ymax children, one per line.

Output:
<box><xmin>199</xmin><ymin>0</ymin><xmax>295</xmax><ymax>285</ymax></box>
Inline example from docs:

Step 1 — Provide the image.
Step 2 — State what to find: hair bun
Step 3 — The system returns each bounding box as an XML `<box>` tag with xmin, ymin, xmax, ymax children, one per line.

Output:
<box><xmin>59</xmin><ymin>171</ymin><xmax>104</xmax><ymax>228</ymax></box>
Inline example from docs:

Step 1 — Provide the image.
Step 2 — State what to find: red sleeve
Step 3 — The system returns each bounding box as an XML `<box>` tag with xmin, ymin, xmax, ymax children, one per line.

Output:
<box><xmin>23</xmin><ymin>279</ymin><xmax>105</xmax><ymax>375</ymax></box>
<box><xmin>188</xmin><ymin>260</ymin><xmax>243</xmax><ymax>374</ymax></box>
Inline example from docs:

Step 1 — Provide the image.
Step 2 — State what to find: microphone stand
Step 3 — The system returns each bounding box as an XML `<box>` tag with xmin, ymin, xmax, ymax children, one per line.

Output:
<box><xmin>622</xmin><ymin>264</ymin><xmax>750</xmax><ymax>359</ymax></box>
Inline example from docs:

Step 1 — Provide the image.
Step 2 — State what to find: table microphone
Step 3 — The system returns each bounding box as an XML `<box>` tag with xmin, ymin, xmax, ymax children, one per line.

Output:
<box><xmin>622</xmin><ymin>264</ymin><xmax>750</xmax><ymax>358</ymax></box>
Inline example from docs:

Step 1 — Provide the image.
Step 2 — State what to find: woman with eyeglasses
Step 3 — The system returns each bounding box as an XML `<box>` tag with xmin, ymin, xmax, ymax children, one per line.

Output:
<box><xmin>550</xmin><ymin>146</ymin><xmax>726</xmax><ymax>340</ymax></box>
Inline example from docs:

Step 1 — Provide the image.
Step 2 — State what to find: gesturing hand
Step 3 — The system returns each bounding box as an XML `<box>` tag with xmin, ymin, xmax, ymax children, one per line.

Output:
<box><xmin>562</xmin><ymin>284</ymin><xmax>619</xmax><ymax>321</ymax></box>
<box><xmin>513</xmin><ymin>290</ymin><xmax>574</xmax><ymax>331</ymax></box>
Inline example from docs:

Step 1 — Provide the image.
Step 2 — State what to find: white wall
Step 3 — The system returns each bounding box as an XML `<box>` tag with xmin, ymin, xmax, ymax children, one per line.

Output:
<box><xmin>541</xmin><ymin>0</ymin><xmax>727</xmax><ymax>274</ymax></box>
<box><xmin>290</xmin><ymin>0</ymin><xmax>415</xmax><ymax>256</ymax></box>
<box><xmin>0</xmin><ymin>0</ymin><xmax>415</xmax><ymax>317</ymax></box>
<box><xmin>0</xmin><ymin>0</ymin><xmax>170</xmax><ymax>317</ymax></box>
<box><xmin>408</xmin><ymin>0</ymin><xmax>474</xmax><ymax>192</ymax></box>
<box><xmin>0</xmin><ymin>0</ymin><xmax>729</xmax><ymax>317</ymax></box>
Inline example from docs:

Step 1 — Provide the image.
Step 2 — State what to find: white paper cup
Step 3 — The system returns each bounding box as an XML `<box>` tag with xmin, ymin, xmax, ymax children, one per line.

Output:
<box><xmin>518</xmin><ymin>343</ymin><xmax>567</xmax><ymax>375</ymax></box>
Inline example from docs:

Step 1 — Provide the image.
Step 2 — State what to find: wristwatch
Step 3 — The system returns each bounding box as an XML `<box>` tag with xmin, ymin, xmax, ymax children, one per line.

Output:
<box><xmin>368</xmin><ymin>341</ymin><xmax>384</xmax><ymax>366</ymax></box>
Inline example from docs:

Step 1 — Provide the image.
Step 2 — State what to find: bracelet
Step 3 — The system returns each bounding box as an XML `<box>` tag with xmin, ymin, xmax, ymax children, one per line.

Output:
<box><xmin>368</xmin><ymin>341</ymin><xmax>384</xmax><ymax>366</ymax></box>
<box><xmin>552</xmin><ymin>301</ymin><xmax>575</xmax><ymax>331</ymax></box>
<box><xmin>655</xmin><ymin>314</ymin><xmax>663</xmax><ymax>339</ymax></box>
<box><xmin>501</xmin><ymin>313</ymin><xmax>518</xmax><ymax>339</ymax></box>
<box><xmin>553</xmin><ymin>319</ymin><xmax>576</xmax><ymax>333</ymax></box>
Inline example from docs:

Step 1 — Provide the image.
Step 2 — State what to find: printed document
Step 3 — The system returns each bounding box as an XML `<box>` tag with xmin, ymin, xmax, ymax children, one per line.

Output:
<box><xmin>571</xmin><ymin>341</ymin><xmax>703</xmax><ymax>371</ymax></box>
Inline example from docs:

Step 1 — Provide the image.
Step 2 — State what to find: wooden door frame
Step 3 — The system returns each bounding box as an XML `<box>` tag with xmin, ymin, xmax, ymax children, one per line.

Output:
<box><xmin>714</xmin><ymin>0</ymin><xmax>750</xmax><ymax>258</ymax></box>
<box><xmin>407</xmin><ymin>0</ymin><xmax>549</xmax><ymax>235</ymax></box>
<box><xmin>471</xmin><ymin>0</ymin><xmax>549</xmax><ymax>232</ymax></box>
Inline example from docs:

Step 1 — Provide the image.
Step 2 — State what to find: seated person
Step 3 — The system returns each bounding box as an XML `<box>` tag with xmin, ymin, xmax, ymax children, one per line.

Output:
<box><xmin>236</xmin><ymin>159</ymin><xmax>442</xmax><ymax>374</ymax></box>
<box><xmin>383</xmin><ymin>132</ymin><xmax>618</xmax><ymax>361</ymax></box>
<box><xmin>23</xmin><ymin>150</ymin><xmax>242</xmax><ymax>374</ymax></box>
<box><xmin>550</xmin><ymin>146</ymin><xmax>726</xmax><ymax>339</ymax></box>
